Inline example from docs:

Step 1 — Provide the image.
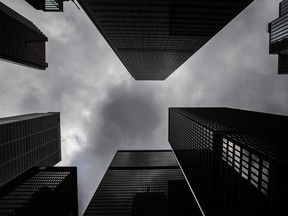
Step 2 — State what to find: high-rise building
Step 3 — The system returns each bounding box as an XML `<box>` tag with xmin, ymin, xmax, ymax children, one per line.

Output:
<box><xmin>0</xmin><ymin>166</ymin><xmax>78</xmax><ymax>216</ymax></box>
<box><xmin>0</xmin><ymin>112</ymin><xmax>61</xmax><ymax>187</ymax></box>
<box><xmin>0</xmin><ymin>2</ymin><xmax>48</xmax><ymax>70</ymax></box>
<box><xmin>169</xmin><ymin>107</ymin><xmax>288</xmax><ymax>216</ymax></box>
<box><xmin>268</xmin><ymin>0</ymin><xmax>288</xmax><ymax>74</ymax></box>
<box><xmin>25</xmin><ymin>0</ymin><xmax>69</xmax><ymax>12</ymax></box>
<box><xmin>84</xmin><ymin>150</ymin><xmax>202</xmax><ymax>215</ymax></box>
<box><xmin>77</xmin><ymin>0</ymin><xmax>254</xmax><ymax>80</ymax></box>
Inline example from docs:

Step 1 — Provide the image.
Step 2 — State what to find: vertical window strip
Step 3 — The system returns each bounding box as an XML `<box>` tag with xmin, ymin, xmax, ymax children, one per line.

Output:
<box><xmin>221</xmin><ymin>138</ymin><xmax>269</xmax><ymax>195</ymax></box>
<box><xmin>222</xmin><ymin>139</ymin><xmax>227</xmax><ymax>162</ymax></box>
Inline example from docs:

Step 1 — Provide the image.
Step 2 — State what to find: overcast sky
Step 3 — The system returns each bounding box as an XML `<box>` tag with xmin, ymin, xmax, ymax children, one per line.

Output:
<box><xmin>1</xmin><ymin>0</ymin><xmax>287</xmax><ymax>214</ymax></box>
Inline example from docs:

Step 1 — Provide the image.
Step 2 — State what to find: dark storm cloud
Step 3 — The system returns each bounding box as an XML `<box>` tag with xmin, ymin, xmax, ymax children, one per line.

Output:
<box><xmin>90</xmin><ymin>81</ymin><xmax>162</xmax><ymax>153</ymax></box>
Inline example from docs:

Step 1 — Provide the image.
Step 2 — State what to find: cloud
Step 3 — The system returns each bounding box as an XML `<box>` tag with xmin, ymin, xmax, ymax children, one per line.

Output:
<box><xmin>90</xmin><ymin>81</ymin><xmax>162</xmax><ymax>152</ymax></box>
<box><xmin>43</xmin><ymin>18</ymin><xmax>78</xmax><ymax>43</ymax></box>
<box><xmin>68</xmin><ymin>80</ymin><xmax>163</xmax><ymax>212</ymax></box>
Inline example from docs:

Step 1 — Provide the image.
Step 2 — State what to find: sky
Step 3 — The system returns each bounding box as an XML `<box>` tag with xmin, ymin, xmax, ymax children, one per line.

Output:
<box><xmin>0</xmin><ymin>0</ymin><xmax>287</xmax><ymax>215</ymax></box>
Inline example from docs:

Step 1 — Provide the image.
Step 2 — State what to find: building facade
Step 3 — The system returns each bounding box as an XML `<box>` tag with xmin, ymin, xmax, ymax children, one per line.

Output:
<box><xmin>76</xmin><ymin>0</ymin><xmax>254</xmax><ymax>80</ymax></box>
<box><xmin>0</xmin><ymin>2</ymin><xmax>48</xmax><ymax>69</ymax></box>
<box><xmin>269</xmin><ymin>0</ymin><xmax>288</xmax><ymax>74</ymax></box>
<box><xmin>0</xmin><ymin>113</ymin><xmax>61</xmax><ymax>187</ymax></box>
<box><xmin>0</xmin><ymin>166</ymin><xmax>78</xmax><ymax>216</ymax></box>
<box><xmin>169</xmin><ymin>107</ymin><xmax>288</xmax><ymax>216</ymax></box>
<box><xmin>25</xmin><ymin>0</ymin><xmax>69</xmax><ymax>12</ymax></box>
<box><xmin>84</xmin><ymin>150</ymin><xmax>202</xmax><ymax>215</ymax></box>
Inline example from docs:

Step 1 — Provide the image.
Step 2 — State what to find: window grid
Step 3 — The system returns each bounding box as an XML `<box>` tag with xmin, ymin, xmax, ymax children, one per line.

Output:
<box><xmin>0</xmin><ymin>113</ymin><xmax>60</xmax><ymax>187</ymax></box>
<box><xmin>222</xmin><ymin>138</ymin><xmax>269</xmax><ymax>195</ymax></box>
<box><xmin>85</xmin><ymin>168</ymin><xmax>186</xmax><ymax>214</ymax></box>
<box><xmin>78</xmin><ymin>0</ymin><xmax>252</xmax><ymax>80</ymax></box>
<box><xmin>0</xmin><ymin>3</ymin><xmax>48</xmax><ymax>69</ymax></box>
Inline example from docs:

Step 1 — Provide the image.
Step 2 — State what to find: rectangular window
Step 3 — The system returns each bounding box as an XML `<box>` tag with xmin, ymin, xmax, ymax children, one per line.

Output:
<box><xmin>251</xmin><ymin>179</ymin><xmax>258</xmax><ymax>188</ymax></box>
<box><xmin>235</xmin><ymin>156</ymin><xmax>240</xmax><ymax>163</ymax></box>
<box><xmin>262</xmin><ymin>181</ymin><xmax>268</xmax><ymax>189</ymax></box>
<box><xmin>251</xmin><ymin>167</ymin><xmax>259</xmax><ymax>175</ymax></box>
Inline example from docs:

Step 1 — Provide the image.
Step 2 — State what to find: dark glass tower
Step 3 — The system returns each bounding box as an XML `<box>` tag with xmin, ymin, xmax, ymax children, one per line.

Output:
<box><xmin>0</xmin><ymin>166</ymin><xmax>78</xmax><ymax>216</ymax></box>
<box><xmin>76</xmin><ymin>0</ymin><xmax>254</xmax><ymax>80</ymax></box>
<box><xmin>0</xmin><ymin>113</ymin><xmax>61</xmax><ymax>187</ymax></box>
<box><xmin>169</xmin><ymin>107</ymin><xmax>288</xmax><ymax>216</ymax></box>
<box><xmin>25</xmin><ymin>0</ymin><xmax>69</xmax><ymax>12</ymax></box>
<box><xmin>0</xmin><ymin>2</ymin><xmax>48</xmax><ymax>70</ymax></box>
<box><xmin>84</xmin><ymin>150</ymin><xmax>202</xmax><ymax>215</ymax></box>
<box><xmin>268</xmin><ymin>0</ymin><xmax>288</xmax><ymax>74</ymax></box>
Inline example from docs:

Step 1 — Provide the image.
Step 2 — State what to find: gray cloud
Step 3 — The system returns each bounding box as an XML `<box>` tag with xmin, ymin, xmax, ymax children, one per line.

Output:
<box><xmin>90</xmin><ymin>81</ymin><xmax>162</xmax><ymax>152</ymax></box>
<box><xmin>73</xmin><ymin>81</ymin><xmax>164</xmax><ymax>163</ymax></box>
<box><xmin>70</xmin><ymin>81</ymin><xmax>164</xmax><ymax>212</ymax></box>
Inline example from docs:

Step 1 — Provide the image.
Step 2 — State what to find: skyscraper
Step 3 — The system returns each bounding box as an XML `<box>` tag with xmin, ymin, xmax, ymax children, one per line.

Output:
<box><xmin>268</xmin><ymin>0</ymin><xmax>288</xmax><ymax>74</ymax></box>
<box><xmin>0</xmin><ymin>112</ymin><xmax>61</xmax><ymax>187</ymax></box>
<box><xmin>0</xmin><ymin>166</ymin><xmax>78</xmax><ymax>216</ymax></box>
<box><xmin>169</xmin><ymin>107</ymin><xmax>288</xmax><ymax>216</ymax></box>
<box><xmin>25</xmin><ymin>0</ymin><xmax>69</xmax><ymax>12</ymax></box>
<box><xmin>84</xmin><ymin>150</ymin><xmax>202</xmax><ymax>215</ymax></box>
<box><xmin>77</xmin><ymin>0</ymin><xmax>254</xmax><ymax>80</ymax></box>
<box><xmin>0</xmin><ymin>2</ymin><xmax>48</xmax><ymax>70</ymax></box>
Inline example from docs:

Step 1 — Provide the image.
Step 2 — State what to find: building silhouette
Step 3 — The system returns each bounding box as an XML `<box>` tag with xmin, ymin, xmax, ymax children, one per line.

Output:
<box><xmin>84</xmin><ymin>150</ymin><xmax>202</xmax><ymax>215</ymax></box>
<box><xmin>0</xmin><ymin>2</ymin><xmax>48</xmax><ymax>70</ymax></box>
<box><xmin>268</xmin><ymin>0</ymin><xmax>288</xmax><ymax>74</ymax></box>
<box><xmin>0</xmin><ymin>113</ymin><xmax>61</xmax><ymax>187</ymax></box>
<box><xmin>0</xmin><ymin>166</ymin><xmax>78</xmax><ymax>216</ymax></box>
<box><xmin>76</xmin><ymin>0</ymin><xmax>254</xmax><ymax>80</ymax></box>
<box><xmin>169</xmin><ymin>107</ymin><xmax>288</xmax><ymax>216</ymax></box>
<box><xmin>25</xmin><ymin>0</ymin><xmax>69</xmax><ymax>12</ymax></box>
